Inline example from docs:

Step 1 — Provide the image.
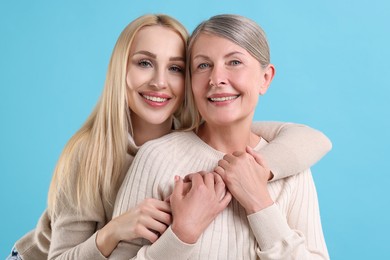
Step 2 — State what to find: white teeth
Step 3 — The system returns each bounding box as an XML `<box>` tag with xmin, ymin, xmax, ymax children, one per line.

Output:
<box><xmin>210</xmin><ymin>95</ymin><xmax>238</xmax><ymax>102</ymax></box>
<box><xmin>142</xmin><ymin>95</ymin><xmax>168</xmax><ymax>103</ymax></box>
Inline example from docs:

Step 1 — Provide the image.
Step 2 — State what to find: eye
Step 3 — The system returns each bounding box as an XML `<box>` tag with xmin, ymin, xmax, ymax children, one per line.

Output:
<box><xmin>138</xmin><ymin>59</ymin><xmax>152</xmax><ymax>68</ymax></box>
<box><xmin>198</xmin><ymin>63</ymin><xmax>210</xmax><ymax>69</ymax></box>
<box><xmin>230</xmin><ymin>60</ymin><xmax>242</xmax><ymax>66</ymax></box>
<box><xmin>169</xmin><ymin>65</ymin><xmax>184</xmax><ymax>73</ymax></box>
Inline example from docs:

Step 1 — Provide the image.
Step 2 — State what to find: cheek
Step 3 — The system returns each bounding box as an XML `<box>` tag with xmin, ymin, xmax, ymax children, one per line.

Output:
<box><xmin>126</xmin><ymin>68</ymin><xmax>150</xmax><ymax>90</ymax></box>
<box><xmin>170</xmin><ymin>76</ymin><xmax>185</xmax><ymax>98</ymax></box>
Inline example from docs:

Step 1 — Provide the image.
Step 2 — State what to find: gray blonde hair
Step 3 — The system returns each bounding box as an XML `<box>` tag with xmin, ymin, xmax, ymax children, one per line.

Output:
<box><xmin>181</xmin><ymin>14</ymin><xmax>271</xmax><ymax>131</ymax></box>
<box><xmin>48</xmin><ymin>14</ymin><xmax>189</xmax><ymax>217</ymax></box>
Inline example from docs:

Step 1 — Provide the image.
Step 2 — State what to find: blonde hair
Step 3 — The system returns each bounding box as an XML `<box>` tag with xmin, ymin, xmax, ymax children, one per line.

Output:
<box><xmin>181</xmin><ymin>14</ymin><xmax>271</xmax><ymax>131</ymax></box>
<box><xmin>48</xmin><ymin>14</ymin><xmax>189</xmax><ymax>217</ymax></box>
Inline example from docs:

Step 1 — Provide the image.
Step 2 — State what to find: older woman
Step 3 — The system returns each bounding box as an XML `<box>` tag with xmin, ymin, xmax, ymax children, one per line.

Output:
<box><xmin>111</xmin><ymin>14</ymin><xmax>329</xmax><ymax>259</ymax></box>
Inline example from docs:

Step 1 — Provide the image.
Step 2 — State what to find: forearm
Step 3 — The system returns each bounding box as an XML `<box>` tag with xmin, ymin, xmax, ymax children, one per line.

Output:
<box><xmin>48</xmin><ymin>208</ymin><xmax>107</xmax><ymax>260</ymax></box>
<box><xmin>252</xmin><ymin>121</ymin><xmax>332</xmax><ymax>180</ymax></box>
<box><xmin>108</xmin><ymin>227</ymin><xmax>196</xmax><ymax>260</ymax></box>
<box><xmin>248</xmin><ymin>204</ymin><xmax>329</xmax><ymax>260</ymax></box>
<box><xmin>49</xmin><ymin>231</ymin><xmax>106</xmax><ymax>260</ymax></box>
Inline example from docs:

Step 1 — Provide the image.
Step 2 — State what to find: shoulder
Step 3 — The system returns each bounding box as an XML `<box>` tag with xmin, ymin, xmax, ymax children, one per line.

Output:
<box><xmin>134</xmin><ymin>131</ymin><xmax>196</xmax><ymax>161</ymax></box>
<box><xmin>139</xmin><ymin>131</ymin><xmax>195</xmax><ymax>151</ymax></box>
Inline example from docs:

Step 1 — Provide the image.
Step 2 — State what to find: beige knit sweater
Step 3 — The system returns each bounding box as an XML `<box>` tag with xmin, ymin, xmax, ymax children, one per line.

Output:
<box><xmin>14</xmin><ymin>122</ymin><xmax>331</xmax><ymax>259</ymax></box>
<box><xmin>111</xmin><ymin>131</ymin><xmax>330</xmax><ymax>259</ymax></box>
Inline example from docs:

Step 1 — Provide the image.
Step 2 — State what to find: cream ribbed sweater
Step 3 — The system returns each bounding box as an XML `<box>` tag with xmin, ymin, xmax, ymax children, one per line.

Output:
<box><xmin>111</xmin><ymin>131</ymin><xmax>329</xmax><ymax>259</ymax></box>
<box><xmin>13</xmin><ymin>122</ymin><xmax>331</xmax><ymax>260</ymax></box>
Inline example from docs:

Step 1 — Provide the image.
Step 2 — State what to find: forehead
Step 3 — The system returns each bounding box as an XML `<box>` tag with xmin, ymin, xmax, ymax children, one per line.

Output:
<box><xmin>131</xmin><ymin>25</ymin><xmax>185</xmax><ymax>52</ymax></box>
<box><xmin>191</xmin><ymin>33</ymin><xmax>246</xmax><ymax>57</ymax></box>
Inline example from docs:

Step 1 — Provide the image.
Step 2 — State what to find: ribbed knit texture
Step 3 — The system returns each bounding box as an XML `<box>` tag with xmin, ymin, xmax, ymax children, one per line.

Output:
<box><xmin>13</xmin><ymin>122</ymin><xmax>331</xmax><ymax>259</ymax></box>
<box><xmin>111</xmin><ymin>131</ymin><xmax>329</xmax><ymax>259</ymax></box>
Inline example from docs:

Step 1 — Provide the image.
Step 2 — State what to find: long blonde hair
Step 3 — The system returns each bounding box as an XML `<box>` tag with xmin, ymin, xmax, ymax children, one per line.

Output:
<box><xmin>181</xmin><ymin>14</ymin><xmax>271</xmax><ymax>131</ymax></box>
<box><xmin>48</xmin><ymin>14</ymin><xmax>189</xmax><ymax>217</ymax></box>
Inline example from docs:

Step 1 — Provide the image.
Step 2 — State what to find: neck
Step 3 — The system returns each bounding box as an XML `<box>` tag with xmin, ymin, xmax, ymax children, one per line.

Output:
<box><xmin>197</xmin><ymin>120</ymin><xmax>259</xmax><ymax>154</ymax></box>
<box><xmin>130</xmin><ymin>114</ymin><xmax>173</xmax><ymax>146</ymax></box>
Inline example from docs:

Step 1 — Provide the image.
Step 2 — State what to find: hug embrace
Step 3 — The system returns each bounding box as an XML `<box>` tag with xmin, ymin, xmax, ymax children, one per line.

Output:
<box><xmin>9</xmin><ymin>13</ymin><xmax>331</xmax><ymax>260</ymax></box>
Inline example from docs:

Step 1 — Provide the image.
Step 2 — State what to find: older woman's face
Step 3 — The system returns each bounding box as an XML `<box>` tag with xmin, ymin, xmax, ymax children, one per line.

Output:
<box><xmin>190</xmin><ymin>33</ymin><xmax>273</xmax><ymax>127</ymax></box>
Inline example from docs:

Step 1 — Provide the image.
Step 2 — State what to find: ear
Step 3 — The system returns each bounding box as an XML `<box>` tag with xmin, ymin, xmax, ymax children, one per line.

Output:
<box><xmin>259</xmin><ymin>64</ymin><xmax>275</xmax><ymax>95</ymax></box>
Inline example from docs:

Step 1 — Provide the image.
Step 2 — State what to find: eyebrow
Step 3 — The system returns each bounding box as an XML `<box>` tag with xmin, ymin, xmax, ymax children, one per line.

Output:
<box><xmin>133</xmin><ymin>50</ymin><xmax>185</xmax><ymax>62</ymax></box>
<box><xmin>193</xmin><ymin>51</ymin><xmax>245</xmax><ymax>61</ymax></box>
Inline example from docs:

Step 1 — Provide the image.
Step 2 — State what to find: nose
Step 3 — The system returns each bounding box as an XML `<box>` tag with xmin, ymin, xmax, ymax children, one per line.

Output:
<box><xmin>150</xmin><ymin>68</ymin><xmax>168</xmax><ymax>89</ymax></box>
<box><xmin>209</xmin><ymin>64</ymin><xmax>227</xmax><ymax>87</ymax></box>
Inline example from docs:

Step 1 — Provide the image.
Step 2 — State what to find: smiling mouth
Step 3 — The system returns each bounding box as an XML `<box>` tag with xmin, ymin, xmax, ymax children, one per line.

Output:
<box><xmin>141</xmin><ymin>94</ymin><xmax>170</xmax><ymax>103</ymax></box>
<box><xmin>208</xmin><ymin>95</ymin><xmax>239</xmax><ymax>102</ymax></box>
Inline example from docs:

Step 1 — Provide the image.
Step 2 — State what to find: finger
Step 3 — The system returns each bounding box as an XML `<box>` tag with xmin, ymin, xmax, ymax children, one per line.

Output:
<box><xmin>143</xmin><ymin>216</ymin><xmax>169</xmax><ymax>234</ymax></box>
<box><xmin>218</xmin><ymin>159</ymin><xmax>230</xmax><ymax>170</ymax></box>
<box><xmin>232</xmin><ymin>151</ymin><xmax>245</xmax><ymax>157</ymax></box>
<box><xmin>136</xmin><ymin>226</ymin><xmax>160</xmax><ymax>243</ymax></box>
<box><xmin>222</xmin><ymin>153</ymin><xmax>235</xmax><ymax>163</ymax></box>
<box><xmin>183</xmin><ymin>173</ymin><xmax>195</xmax><ymax>182</ymax></box>
<box><xmin>214</xmin><ymin>173</ymin><xmax>225</xmax><ymax>188</ymax></box>
<box><xmin>203</xmin><ymin>172</ymin><xmax>215</xmax><ymax>189</ymax></box>
<box><xmin>246</xmin><ymin>146</ymin><xmax>268</xmax><ymax>168</ymax></box>
<box><xmin>219</xmin><ymin>190</ymin><xmax>232</xmax><ymax>208</ymax></box>
<box><xmin>182</xmin><ymin>182</ymin><xmax>192</xmax><ymax>195</ymax></box>
<box><xmin>213</xmin><ymin>173</ymin><xmax>227</xmax><ymax>200</ymax></box>
<box><xmin>246</xmin><ymin>146</ymin><xmax>273</xmax><ymax>180</ymax></box>
<box><xmin>172</xmin><ymin>175</ymin><xmax>184</xmax><ymax>198</ymax></box>
<box><xmin>154</xmin><ymin>200</ymin><xmax>172</xmax><ymax>214</ymax></box>
<box><xmin>189</xmin><ymin>173</ymin><xmax>204</xmax><ymax>187</ymax></box>
<box><xmin>184</xmin><ymin>171</ymin><xmax>206</xmax><ymax>182</ymax></box>
<box><xmin>214</xmin><ymin>165</ymin><xmax>225</xmax><ymax>177</ymax></box>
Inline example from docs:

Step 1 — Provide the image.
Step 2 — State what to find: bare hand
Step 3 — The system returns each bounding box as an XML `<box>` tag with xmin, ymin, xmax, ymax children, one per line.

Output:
<box><xmin>214</xmin><ymin>146</ymin><xmax>273</xmax><ymax>214</ymax></box>
<box><xmin>97</xmin><ymin>198</ymin><xmax>171</xmax><ymax>256</ymax></box>
<box><xmin>110</xmin><ymin>198</ymin><xmax>171</xmax><ymax>243</ymax></box>
<box><xmin>170</xmin><ymin>172</ymin><xmax>231</xmax><ymax>243</ymax></box>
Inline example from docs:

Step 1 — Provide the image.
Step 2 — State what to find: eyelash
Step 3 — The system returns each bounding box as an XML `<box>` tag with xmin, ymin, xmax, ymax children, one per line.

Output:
<box><xmin>196</xmin><ymin>60</ymin><xmax>241</xmax><ymax>70</ymax></box>
<box><xmin>230</xmin><ymin>60</ymin><xmax>242</xmax><ymax>66</ymax></box>
<box><xmin>197</xmin><ymin>63</ymin><xmax>210</xmax><ymax>69</ymax></box>
<box><xmin>170</xmin><ymin>65</ymin><xmax>184</xmax><ymax>73</ymax></box>
<box><xmin>137</xmin><ymin>60</ymin><xmax>183</xmax><ymax>73</ymax></box>
<box><xmin>138</xmin><ymin>59</ymin><xmax>152</xmax><ymax>68</ymax></box>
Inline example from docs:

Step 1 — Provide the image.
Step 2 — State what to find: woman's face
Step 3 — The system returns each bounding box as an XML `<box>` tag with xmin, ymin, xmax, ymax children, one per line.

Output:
<box><xmin>126</xmin><ymin>25</ymin><xmax>185</xmax><ymax>126</ymax></box>
<box><xmin>190</xmin><ymin>33</ymin><xmax>273</xmax><ymax>127</ymax></box>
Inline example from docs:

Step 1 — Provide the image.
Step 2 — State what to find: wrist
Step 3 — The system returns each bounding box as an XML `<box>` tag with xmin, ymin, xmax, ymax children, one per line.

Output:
<box><xmin>96</xmin><ymin>222</ymin><xmax>119</xmax><ymax>257</ymax></box>
<box><xmin>245</xmin><ymin>194</ymin><xmax>274</xmax><ymax>215</ymax></box>
<box><xmin>171</xmin><ymin>222</ymin><xmax>199</xmax><ymax>244</ymax></box>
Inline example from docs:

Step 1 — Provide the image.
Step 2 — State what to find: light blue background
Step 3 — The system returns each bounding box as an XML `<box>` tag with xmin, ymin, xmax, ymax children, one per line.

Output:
<box><xmin>1</xmin><ymin>1</ymin><xmax>389</xmax><ymax>259</ymax></box>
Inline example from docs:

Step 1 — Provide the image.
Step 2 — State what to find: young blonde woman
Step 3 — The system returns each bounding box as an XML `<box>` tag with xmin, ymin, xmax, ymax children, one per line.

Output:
<box><xmin>111</xmin><ymin>14</ymin><xmax>330</xmax><ymax>259</ymax></box>
<box><xmin>8</xmin><ymin>14</ymin><xmax>331</xmax><ymax>260</ymax></box>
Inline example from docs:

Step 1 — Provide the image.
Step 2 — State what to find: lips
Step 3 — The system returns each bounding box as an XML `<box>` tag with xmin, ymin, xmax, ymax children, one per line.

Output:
<box><xmin>142</xmin><ymin>94</ymin><xmax>169</xmax><ymax>103</ymax></box>
<box><xmin>209</xmin><ymin>95</ymin><xmax>239</xmax><ymax>102</ymax></box>
<box><xmin>139</xmin><ymin>92</ymin><xmax>172</xmax><ymax>107</ymax></box>
<box><xmin>208</xmin><ymin>94</ymin><xmax>240</xmax><ymax>102</ymax></box>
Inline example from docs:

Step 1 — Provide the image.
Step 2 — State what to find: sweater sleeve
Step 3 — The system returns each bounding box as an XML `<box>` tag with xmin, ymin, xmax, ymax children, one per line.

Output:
<box><xmin>247</xmin><ymin>170</ymin><xmax>329</xmax><ymax>260</ymax></box>
<box><xmin>251</xmin><ymin>121</ymin><xmax>332</xmax><ymax>180</ymax></box>
<box><xmin>15</xmin><ymin>210</ymin><xmax>51</xmax><ymax>259</ymax></box>
<box><xmin>108</xmin><ymin>227</ymin><xmax>197</xmax><ymax>260</ymax></box>
<box><xmin>48</xmin><ymin>205</ymin><xmax>107</xmax><ymax>260</ymax></box>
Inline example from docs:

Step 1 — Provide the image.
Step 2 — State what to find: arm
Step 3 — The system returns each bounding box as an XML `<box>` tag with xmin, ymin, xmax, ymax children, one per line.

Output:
<box><xmin>251</xmin><ymin>121</ymin><xmax>332</xmax><ymax>180</ymax></box>
<box><xmin>14</xmin><ymin>210</ymin><xmax>51</xmax><ymax>259</ymax></box>
<box><xmin>48</xmin><ymin>198</ymin><xmax>108</xmax><ymax>260</ymax></box>
<box><xmin>215</xmin><ymin>149</ymin><xmax>329</xmax><ymax>259</ymax></box>
<box><xmin>248</xmin><ymin>170</ymin><xmax>329</xmax><ymax>259</ymax></box>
